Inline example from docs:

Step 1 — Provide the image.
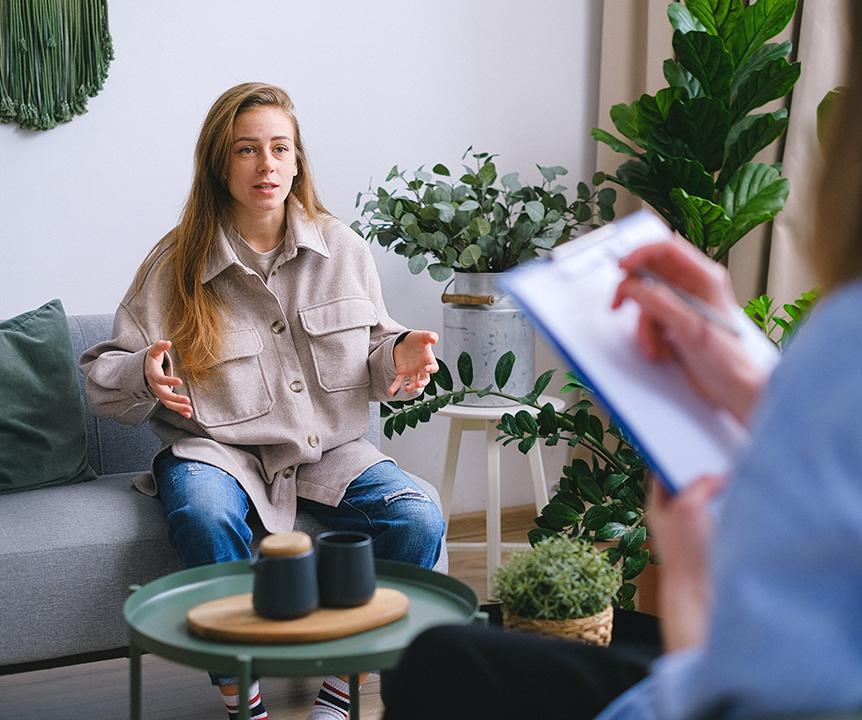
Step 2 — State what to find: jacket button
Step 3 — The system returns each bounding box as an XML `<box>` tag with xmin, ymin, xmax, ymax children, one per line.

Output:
<box><xmin>289</xmin><ymin>380</ymin><xmax>304</xmax><ymax>393</ymax></box>
<box><xmin>282</xmin><ymin>467</ymin><xmax>294</xmax><ymax>479</ymax></box>
<box><xmin>308</xmin><ymin>434</ymin><xmax>319</xmax><ymax>448</ymax></box>
<box><xmin>271</xmin><ymin>320</ymin><xmax>286</xmax><ymax>334</ymax></box>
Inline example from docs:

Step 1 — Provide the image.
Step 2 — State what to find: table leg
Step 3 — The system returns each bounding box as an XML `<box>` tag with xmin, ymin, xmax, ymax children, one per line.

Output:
<box><xmin>349</xmin><ymin>674</ymin><xmax>361</xmax><ymax>720</ymax></box>
<box><xmin>485</xmin><ymin>420</ymin><xmax>502</xmax><ymax>600</ymax></box>
<box><xmin>440</xmin><ymin>418</ymin><xmax>464</xmax><ymax>523</ymax></box>
<box><xmin>130</xmin><ymin>640</ymin><xmax>142</xmax><ymax>720</ymax></box>
<box><xmin>527</xmin><ymin>441</ymin><xmax>550</xmax><ymax>514</ymax></box>
<box><xmin>236</xmin><ymin>655</ymin><xmax>252</xmax><ymax>720</ymax></box>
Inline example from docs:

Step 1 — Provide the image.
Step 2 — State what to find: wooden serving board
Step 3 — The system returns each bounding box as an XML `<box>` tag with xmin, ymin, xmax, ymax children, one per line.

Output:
<box><xmin>187</xmin><ymin>588</ymin><xmax>409</xmax><ymax>644</ymax></box>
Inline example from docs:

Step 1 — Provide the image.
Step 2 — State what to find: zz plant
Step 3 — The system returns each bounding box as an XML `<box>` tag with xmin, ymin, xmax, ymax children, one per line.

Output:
<box><xmin>593</xmin><ymin>0</ymin><xmax>800</xmax><ymax>261</ymax></box>
<box><xmin>382</xmin><ymin>351</ymin><xmax>649</xmax><ymax>609</ymax></box>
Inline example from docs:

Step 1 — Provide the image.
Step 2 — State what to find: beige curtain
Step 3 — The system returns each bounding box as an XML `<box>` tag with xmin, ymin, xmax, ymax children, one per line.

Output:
<box><xmin>766</xmin><ymin>0</ymin><xmax>850</xmax><ymax>303</ymax></box>
<box><xmin>593</xmin><ymin>0</ymin><xmax>848</xmax><ymax>306</ymax></box>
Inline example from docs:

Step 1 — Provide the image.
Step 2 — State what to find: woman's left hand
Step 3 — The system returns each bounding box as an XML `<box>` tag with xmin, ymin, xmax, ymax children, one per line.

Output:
<box><xmin>389</xmin><ymin>331</ymin><xmax>439</xmax><ymax>396</ymax></box>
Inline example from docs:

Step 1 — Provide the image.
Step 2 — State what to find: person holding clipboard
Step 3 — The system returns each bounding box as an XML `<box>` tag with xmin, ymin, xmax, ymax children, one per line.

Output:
<box><xmin>381</xmin><ymin>2</ymin><xmax>862</xmax><ymax>716</ymax></box>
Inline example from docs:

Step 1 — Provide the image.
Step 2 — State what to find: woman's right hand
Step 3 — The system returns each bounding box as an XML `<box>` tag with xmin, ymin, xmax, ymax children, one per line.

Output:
<box><xmin>144</xmin><ymin>340</ymin><xmax>192</xmax><ymax>419</ymax></box>
<box><xmin>612</xmin><ymin>237</ymin><xmax>766</xmax><ymax>424</ymax></box>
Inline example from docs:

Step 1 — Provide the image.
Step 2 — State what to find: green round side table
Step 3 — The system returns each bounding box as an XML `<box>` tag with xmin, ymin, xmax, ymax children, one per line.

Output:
<box><xmin>124</xmin><ymin>559</ymin><xmax>484</xmax><ymax>720</ymax></box>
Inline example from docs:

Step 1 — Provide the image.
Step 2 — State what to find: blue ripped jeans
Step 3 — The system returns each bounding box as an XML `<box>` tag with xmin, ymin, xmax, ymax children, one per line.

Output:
<box><xmin>153</xmin><ymin>451</ymin><xmax>445</xmax><ymax>684</ymax></box>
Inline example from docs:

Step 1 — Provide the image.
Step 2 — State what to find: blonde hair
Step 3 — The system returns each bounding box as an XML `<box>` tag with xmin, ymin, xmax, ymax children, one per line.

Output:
<box><xmin>814</xmin><ymin>1</ymin><xmax>862</xmax><ymax>292</ymax></box>
<box><xmin>135</xmin><ymin>82</ymin><xmax>328</xmax><ymax>381</ymax></box>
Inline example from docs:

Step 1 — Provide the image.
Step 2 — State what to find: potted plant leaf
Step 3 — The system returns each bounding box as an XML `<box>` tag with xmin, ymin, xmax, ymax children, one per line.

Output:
<box><xmin>492</xmin><ymin>535</ymin><xmax>621</xmax><ymax>645</ymax></box>
<box><xmin>352</xmin><ymin>148</ymin><xmax>616</xmax><ymax>405</ymax></box>
<box><xmin>592</xmin><ymin>0</ymin><xmax>800</xmax><ymax>261</ymax></box>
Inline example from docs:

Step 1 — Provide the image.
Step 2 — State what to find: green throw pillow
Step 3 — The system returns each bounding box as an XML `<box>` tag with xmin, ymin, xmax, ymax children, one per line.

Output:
<box><xmin>0</xmin><ymin>299</ymin><xmax>96</xmax><ymax>494</ymax></box>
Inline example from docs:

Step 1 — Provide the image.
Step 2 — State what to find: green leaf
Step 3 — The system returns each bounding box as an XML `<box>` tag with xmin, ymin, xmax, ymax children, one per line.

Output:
<box><xmin>515</xmin><ymin>410</ymin><xmax>539</xmax><ymax>434</ymax></box>
<box><xmin>619</xmin><ymin>526</ymin><xmax>647</xmax><ymax>556</ymax></box>
<box><xmin>393</xmin><ymin>412</ymin><xmax>407</xmax><ymax>435</ymax></box>
<box><xmin>651</xmin><ymin>154</ymin><xmax>716</xmax><ymax>200</ymax></box>
<box><xmin>524</xmin><ymin>201</ymin><xmax>545</xmax><ymax>223</ymax></box>
<box><xmin>477</xmin><ymin>161</ymin><xmax>497</xmax><ymax>185</ymax></box>
<box><xmin>532</xmin><ymin>369</ymin><xmax>555</xmax><ymax>398</ymax></box>
<box><xmin>435</xmin><ymin>358</ymin><xmax>454</xmax><ymax>391</ymax></box>
<box><xmin>591</xmin><ymin>127</ymin><xmax>641</xmax><ymax>157</ymax></box>
<box><xmin>729</xmin><ymin>0</ymin><xmax>798</xmax><ymax>68</ymax></box>
<box><xmin>386</xmin><ymin>165</ymin><xmax>400</xmax><ymax>181</ymax></box>
<box><xmin>731</xmin><ymin>58</ymin><xmax>800</xmax><ymax>123</ymax></box>
<box><xmin>459</xmin><ymin>244</ymin><xmax>483</xmax><ymax>268</ymax></box>
<box><xmin>501</xmin><ymin>172</ymin><xmax>521</xmax><ymax>191</ymax></box>
<box><xmin>592</xmin><ymin>171</ymin><xmax>607</xmax><ymax>185</ymax></box>
<box><xmin>528</xmin><ymin>528</ymin><xmax>558</xmax><ymax>546</ymax></box>
<box><xmin>667</xmin><ymin>3</ymin><xmax>708</xmax><ymax>33</ymax></box>
<box><xmin>583</xmin><ymin>505</ymin><xmax>613</xmax><ymax>531</ymax></box>
<box><xmin>663</xmin><ymin>60</ymin><xmax>704</xmax><ymax>99</ymax></box>
<box><xmin>669</xmin><ymin>188</ymin><xmax>731</xmax><ymax>250</ymax></box>
<box><xmin>537</xmin><ymin>402</ymin><xmax>557</xmax><ymax>434</ymax></box>
<box><xmin>672</xmin><ymin>30</ymin><xmax>733</xmax><ymax>100</ymax></box>
<box><xmin>719</xmin><ymin>112</ymin><xmax>789</xmax><ymax>189</ymax></box>
<box><xmin>623</xmin><ymin>548</ymin><xmax>649</xmax><ymax>580</ymax></box>
<box><xmin>407</xmin><ymin>254</ymin><xmax>428</xmax><ymax>275</ymax></box>
<box><xmin>719</xmin><ymin>162</ymin><xmax>789</xmax><ymax>256</ymax></box>
<box><xmin>427</xmin><ymin>263</ymin><xmax>453</xmax><ymax>282</ymax></box>
<box><xmin>518</xmin><ymin>436</ymin><xmax>537</xmax><ymax>454</ymax></box>
<box><xmin>433</xmin><ymin>202</ymin><xmax>456</xmax><ymax>223</ymax></box>
<box><xmin>605</xmin><ymin>473</ymin><xmax>629</xmax><ymax>496</ymax></box>
<box><xmin>577</xmin><ymin>475</ymin><xmax>604</xmax><ymax>506</ymax></box>
<box><xmin>542</xmin><ymin>501</ymin><xmax>580</xmax><ymax>527</ymax></box>
<box><xmin>458</xmin><ymin>199</ymin><xmax>479</xmax><ymax>212</ymax></box>
<box><xmin>494</xmin><ymin>351</ymin><xmax>516</xmax><ymax>389</ymax></box>
<box><xmin>554</xmin><ymin>490</ymin><xmax>585</xmax><ymax>513</ymax></box>
<box><xmin>686</xmin><ymin>0</ymin><xmax>744</xmax><ymax>42</ymax></box>
<box><xmin>631</xmin><ymin>88</ymin><xmax>685</xmax><ymax>139</ymax></box>
<box><xmin>618</xmin><ymin>582</ymin><xmax>637</xmax><ymax>603</ymax></box>
<box><xmin>457</xmin><ymin>351</ymin><xmax>474</xmax><ymax>386</ymax></box>
<box><xmin>538</xmin><ymin>165</ymin><xmax>558</xmax><ymax>182</ymax></box>
<box><xmin>604</xmin><ymin>547</ymin><xmax>622</xmax><ymax>565</ymax></box>
<box><xmin>731</xmin><ymin>40</ymin><xmax>793</xmax><ymax>94</ymax></box>
<box><xmin>667</xmin><ymin>97</ymin><xmax>731</xmax><ymax>172</ymax></box>
<box><xmin>383</xmin><ymin>417</ymin><xmax>393</xmax><ymax>439</ymax></box>
<box><xmin>595</xmin><ymin>522</ymin><xmax>628</xmax><ymax>541</ymax></box>
<box><xmin>432</xmin><ymin>163</ymin><xmax>450</xmax><ymax>176</ymax></box>
<box><xmin>610</xmin><ymin>103</ymin><xmax>646</xmax><ymax>145</ymax></box>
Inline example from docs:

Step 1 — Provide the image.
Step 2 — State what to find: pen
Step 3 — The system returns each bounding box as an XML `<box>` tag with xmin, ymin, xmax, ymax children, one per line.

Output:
<box><xmin>632</xmin><ymin>268</ymin><xmax>741</xmax><ymax>338</ymax></box>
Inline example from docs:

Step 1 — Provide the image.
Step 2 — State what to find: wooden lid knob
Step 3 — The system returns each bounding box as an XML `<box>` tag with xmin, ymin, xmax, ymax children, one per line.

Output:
<box><xmin>259</xmin><ymin>531</ymin><xmax>313</xmax><ymax>557</ymax></box>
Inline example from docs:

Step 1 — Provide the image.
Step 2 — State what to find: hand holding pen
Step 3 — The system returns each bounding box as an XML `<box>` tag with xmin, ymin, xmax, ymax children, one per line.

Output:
<box><xmin>612</xmin><ymin>236</ymin><xmax>767</xmax><ymax>424</ymax></box>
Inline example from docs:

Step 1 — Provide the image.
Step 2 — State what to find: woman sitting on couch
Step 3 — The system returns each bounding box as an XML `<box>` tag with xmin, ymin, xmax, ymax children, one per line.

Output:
<box><xmin>80</xmin><ymin>82</ymin><xmax>444</xmax><ymax>720</ymax></box>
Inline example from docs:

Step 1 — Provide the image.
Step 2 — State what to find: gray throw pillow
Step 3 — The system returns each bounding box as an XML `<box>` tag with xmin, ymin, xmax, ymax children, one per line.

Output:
<box><xmin>0</xmin><ymin>299</ymin><xmax>96</xmax><ymax>493</ymax></box>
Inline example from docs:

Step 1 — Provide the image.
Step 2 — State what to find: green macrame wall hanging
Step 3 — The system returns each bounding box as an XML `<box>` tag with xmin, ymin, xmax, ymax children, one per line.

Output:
<box><xmin>0</xmin><ymin>0</ymin><xmax>114</xmax><ymax>130</ymax></box>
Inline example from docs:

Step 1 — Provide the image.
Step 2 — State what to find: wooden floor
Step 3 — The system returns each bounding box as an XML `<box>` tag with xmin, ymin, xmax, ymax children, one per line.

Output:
<box><xmin>0</xmin><ymin>507</ymin><xmax>537</xmax><ymax>720</ymax></box>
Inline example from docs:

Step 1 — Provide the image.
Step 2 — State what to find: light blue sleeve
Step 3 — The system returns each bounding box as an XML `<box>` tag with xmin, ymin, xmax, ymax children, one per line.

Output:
<box><xmin>600</xmin><ymin>281</ymin><xmax>862</xmax><ymax>719</ymax></box>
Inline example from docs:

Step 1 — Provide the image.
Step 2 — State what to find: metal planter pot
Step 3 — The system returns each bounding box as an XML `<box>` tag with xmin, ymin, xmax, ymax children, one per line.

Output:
<box><xmin>442</xmin><ymin>272</ymin><xmax>534</xmax><ymax>407</ymax></box>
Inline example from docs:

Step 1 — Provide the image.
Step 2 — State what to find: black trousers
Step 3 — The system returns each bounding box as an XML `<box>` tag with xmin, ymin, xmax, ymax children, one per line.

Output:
<box><xmin>381</xmin><ymin>610</ymin><xmax>662</xmax><ymax>720</ymax></box>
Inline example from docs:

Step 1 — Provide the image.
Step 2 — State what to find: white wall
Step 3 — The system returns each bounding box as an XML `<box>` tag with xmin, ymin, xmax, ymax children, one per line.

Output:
<box><xmin>0</xmin><ymin>0</ymin><xmax>602</xmax><ymax>513</ymax></box>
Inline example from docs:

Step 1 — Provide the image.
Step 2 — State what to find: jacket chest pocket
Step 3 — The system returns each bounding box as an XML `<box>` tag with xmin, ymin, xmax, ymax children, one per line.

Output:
<box><xmin>188</xmin><ymin>329</ymin><xmax>274</xmax><ymax>428</ymax></box>
<box><xmin>299</xmin><ymin>297</ymin><xmax>377</xmax><ymax>392</ymax></box>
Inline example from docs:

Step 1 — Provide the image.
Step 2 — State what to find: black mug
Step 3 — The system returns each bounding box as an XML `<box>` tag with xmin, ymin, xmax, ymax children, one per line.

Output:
<box><xmin>315</xmin><ymin>531</ymin><xmax>376</xmax><ymax>608</ymax></box>
<box><xmin>251</xmin><ymin>534</ymin><xmax>319</xmax><ymax>620</ymax></box>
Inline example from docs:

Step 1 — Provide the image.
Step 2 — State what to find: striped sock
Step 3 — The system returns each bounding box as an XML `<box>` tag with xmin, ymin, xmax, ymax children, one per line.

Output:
<box><xmin>220</xmin><ymin>680</ymin><xmax>269</xmax><ymax>720</ymax></box>
<box><xmin>306</xmin><ymin>675</ymin><xmax>352</xmax><ymax>719</ymax></box>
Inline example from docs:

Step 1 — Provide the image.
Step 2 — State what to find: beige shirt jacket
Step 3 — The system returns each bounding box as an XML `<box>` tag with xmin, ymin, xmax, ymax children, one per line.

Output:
<box><xmin>80</xmin><ymin>198</ymin><xmax>419</xmax><ymax>533</ymax></box>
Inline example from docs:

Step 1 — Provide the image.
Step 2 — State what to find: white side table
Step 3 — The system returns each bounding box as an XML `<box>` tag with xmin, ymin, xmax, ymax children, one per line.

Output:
<box><xmin>438</xmin><ymin>395</ymin><xmax>566</xmax><ymax>598</ymax></box>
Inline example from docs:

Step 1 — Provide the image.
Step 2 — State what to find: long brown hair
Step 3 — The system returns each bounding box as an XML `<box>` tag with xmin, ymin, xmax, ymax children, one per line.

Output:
<box><xmin>814</xmin><ymin>1</ymin><xmax>862</xmax><ymax>291</ymax></box>
<box><xmin>135</xmin><ymin>82</ymin><xmax>328</xmax><ymax>381</ymax></box>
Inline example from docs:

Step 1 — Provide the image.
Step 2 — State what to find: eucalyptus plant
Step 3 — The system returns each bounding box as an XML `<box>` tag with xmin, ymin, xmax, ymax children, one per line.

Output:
<box><xmin>593</xmin><ymin>0</ymin><xmax>800</xmax><ymax>261</ymax></box>
<box><xmin>352</xmin><ymin>147</ymin><xmax>616</xmax><ymax>282</ymax></box>
<box><xmin>493</xmin><ymin>535</ymin><xmax>622</xmax><ymax>621</ymax></box>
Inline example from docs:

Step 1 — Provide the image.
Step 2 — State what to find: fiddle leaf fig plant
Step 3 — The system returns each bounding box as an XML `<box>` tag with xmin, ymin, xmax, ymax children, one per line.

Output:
<box><xmin>351</xmin><ymin>147</ymin><xmax>616</xmax><ymax>282</ymax></box>
<box><xmin>592</xmin><ymin>0</ymin><xmax>800</xmax><ymax>261</ymax></box>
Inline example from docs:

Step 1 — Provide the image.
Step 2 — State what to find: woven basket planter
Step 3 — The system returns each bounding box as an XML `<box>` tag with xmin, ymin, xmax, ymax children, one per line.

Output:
<box><xmin>503</xmin><ymin>604</ymin><xmax>614</xmax><ymax>646</ymax></box>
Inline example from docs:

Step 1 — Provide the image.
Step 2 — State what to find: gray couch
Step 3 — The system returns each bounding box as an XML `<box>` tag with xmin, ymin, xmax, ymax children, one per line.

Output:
<box><xmin>0</xmin><ymin>313</ymin><xmax>447</xmax><ymax>672</ymax></box>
